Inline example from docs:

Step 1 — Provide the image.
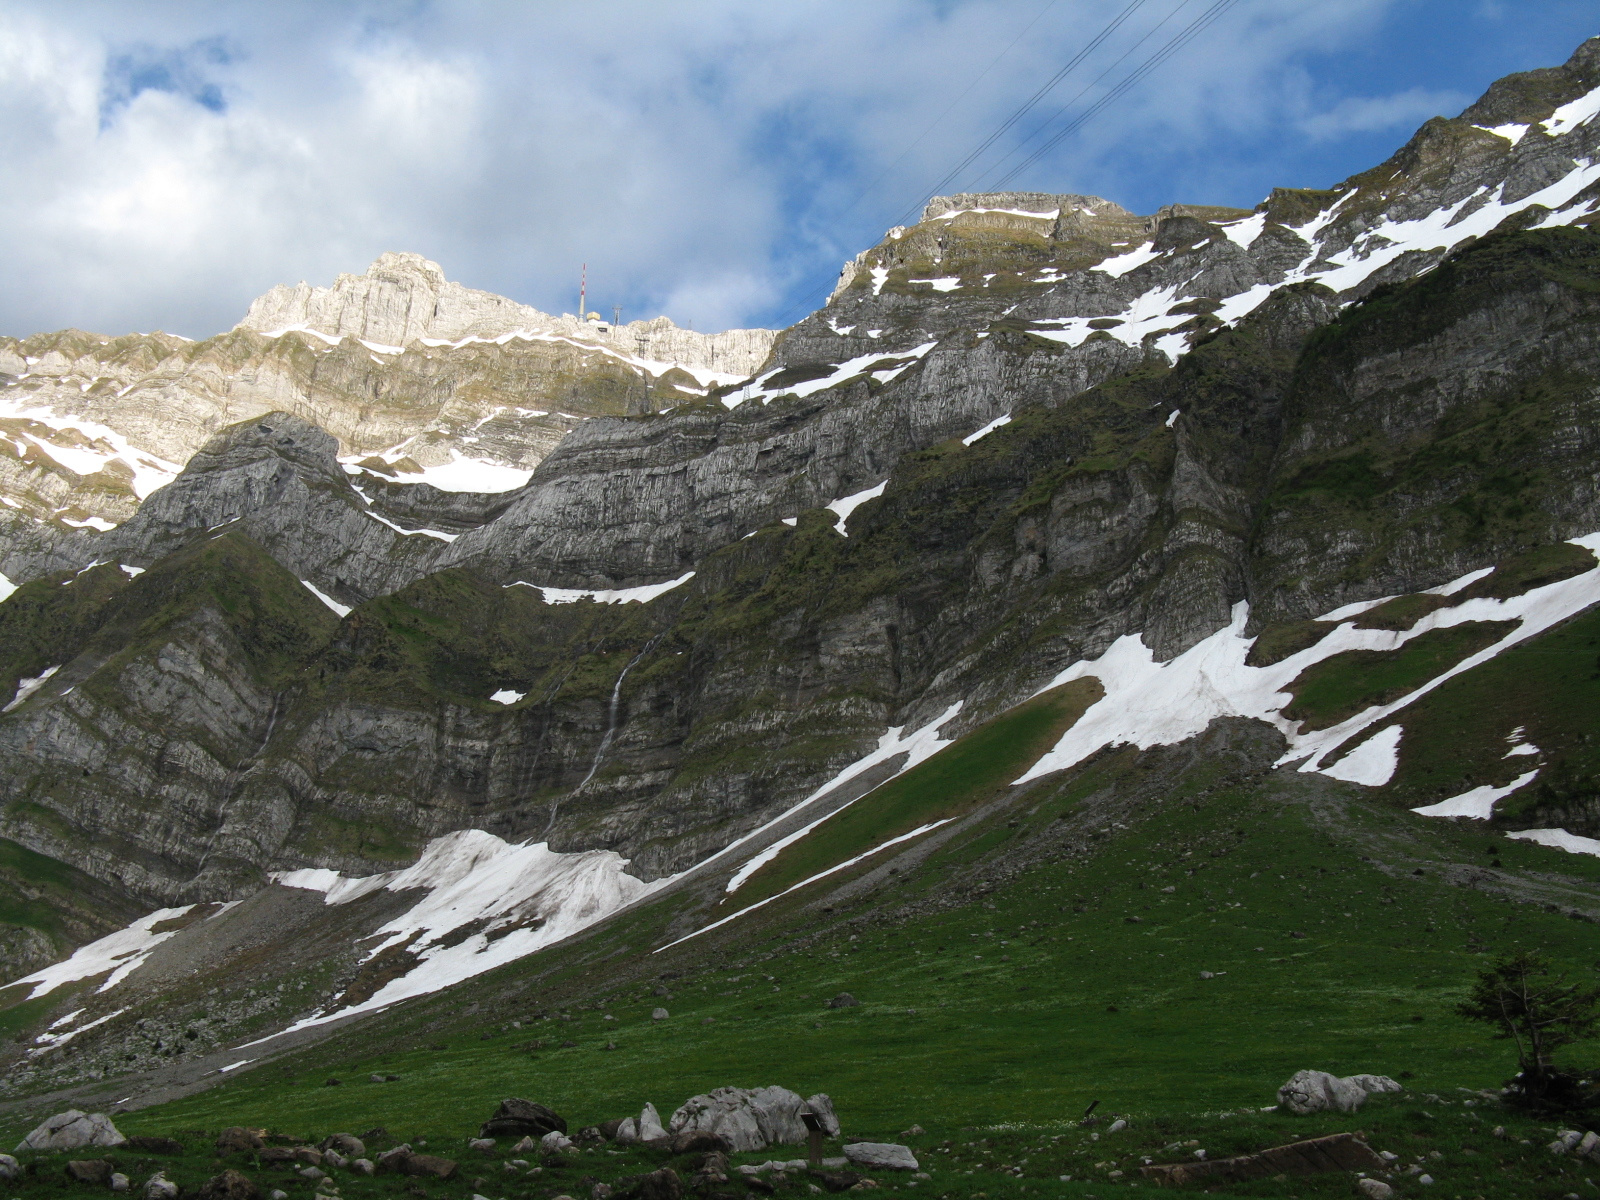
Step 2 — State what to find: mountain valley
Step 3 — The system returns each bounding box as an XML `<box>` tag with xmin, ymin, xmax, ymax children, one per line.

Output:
<box><xmin>4</xmin><ymin>35</ymin><xmax>1600</xmax><ymax>1200</ymax></box>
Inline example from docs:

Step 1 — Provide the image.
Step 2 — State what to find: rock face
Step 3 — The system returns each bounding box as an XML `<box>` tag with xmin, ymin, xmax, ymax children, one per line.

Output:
<box><xmin>238</xmin><ymin>252</ymin><xmax>775</xmax><ymax>376</ymax></box>
<box><xmin>14</xmin><ymin>1110</ymin><xmax>125</xmax><ymax>1152</ymax></box>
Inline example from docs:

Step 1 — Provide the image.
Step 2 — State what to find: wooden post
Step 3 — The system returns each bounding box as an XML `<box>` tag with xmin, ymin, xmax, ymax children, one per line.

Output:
<box><xmin>802</xmin><ymin>1111</ymin><xmax>824</xmax><ymax>1167</ymax></box>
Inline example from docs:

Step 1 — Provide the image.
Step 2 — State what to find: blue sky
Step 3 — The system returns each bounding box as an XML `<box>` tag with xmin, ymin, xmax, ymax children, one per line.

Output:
<box><xmin>0</xmin><ymin>0</ymin><xmax>1594</xmax><ymax>338</ymax></box>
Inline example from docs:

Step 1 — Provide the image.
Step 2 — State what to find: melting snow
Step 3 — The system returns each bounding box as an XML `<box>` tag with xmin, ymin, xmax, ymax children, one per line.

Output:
<box><xmin>1541</xmin><ymin>83</ymin><xmax>1600</xmax><ymax>138</ymax></box>
<box><xmin>363</xmin><ymin>510</ymin><xmax>458</xmax><ymax>542</ymax></box>
<box><xmin>1479</xmin><ymin>123</ymin><xmax>1529</xmax><ymax>145</ymax></box>
<box><xmin>300</xmin><ymin>580</ymin><xmax>351</xmax><ymax>618</ymax></box>
<box><xmin>826</xmin><ymin>482</ymin><xmax>886</xmax><ymax>534</ymax></box>
<box><xmin>340</xmin><ymin>451</ymin><xmax>533</xmax><ymax>494</ymax></box>
<box><xmin>723</xmin><ymin>343</ymin><xmax>937</xmax><ymax>409</ymax></box>
<box><xmin>490</xmin><ymin>689</ymin><xmax>526</xmax><ymax>705</ymax></box>
<box><xmin>0</xmin><ymin>572</ymin><xmax>14</xmax><ymax>604</ymax></box>
<box><xmin>1165</xmin><ymin>409</ymin><xmax>1181</xmax><ymax>428</ymax></box>
<box><xmin>963</xmin><ymin>414</ymin><xmax>1012</xmax><ymax>445</ymax></box>
<box><xmin>1320</xmin><ymin>725</ymin><xmax>1403</xmax><ymax>786</ymax></box>
<box><xmin>910</xmin><ymin>277</ymin><xmax>962</xmax><ymax>292</ymax></box>
<box><xmin>118</xmin><ymin>564</ymin><xmax>145</xmax><ymax>578</ymax></box>
<box><xmin>870</xmin><ymin>266</ymin><xmax>889</xmax><ymax>296</ymax></box>
<box><xmin>1411</xmin><ymin>770</ymin><xmax>1540</xmax><ymax>819</ymax></box>
<box><xmin>264</xmin><ymin>831</ymin><xmax>667</xmax><ymax>1031</ymax></box>
<box><xmin>1219</xmin><ymin>213</ymin><xmax>1267</xmax><ymax>248</ymax></box>
<box><xmin>1016</xmin><ymin>533</ymin><xmax>1600</xmax><ymax>786</ymax></box>
<box><xmin>507</xmin><ymin>570</ymin><xmax>695</xmax><ymax>605</ymax></box>
<box><xmin>930</xmin><ymin>206</ymin><xmax>1059</xmax><ymax>221</ymax></box>
<box><xmin>722</xmin><ymin>702</ymin><xmax>964</xmax><ymax>896</ymax></box>
<box><xmin>660</xmin><ymin>819</ymin><xmax>955</xmax><ymax>952</ymax></box>
<box><xmin>1092</xmin><ymin>241</ymin><xmax>1164</xmax><ymax>278</ymax></box>
<box><xmin>30</xmin><ymin>1008</ymin><xmax>127</xmax><ymax>1055</ymax></box>
<box><xmin>3</xmin><ymin>665</ymin><xmax>59</xmax><ymax>713</ymax></box>
<box><xmin>11</xmin><ymin>906</ymin><xmax>197</xmax><ymax>999</ymax></box>
<box><xmin>1506</xmin><ymin>827</ymin><xmax>1600</xmax><ymax>857</ymax></box>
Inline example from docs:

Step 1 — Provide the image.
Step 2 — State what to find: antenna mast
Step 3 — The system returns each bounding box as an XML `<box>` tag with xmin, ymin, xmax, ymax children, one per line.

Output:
<box><xmin>579</xmin><ymin>263</ymin><xmax>587</xmax><ymax>321</ymax></box>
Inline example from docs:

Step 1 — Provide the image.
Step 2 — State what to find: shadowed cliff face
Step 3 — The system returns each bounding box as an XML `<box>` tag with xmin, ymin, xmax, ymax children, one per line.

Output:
<box><xmin>2</xmin><ymin>41</ymin><xmax>1600</xmax><ymax>955</ymax></box>
<box><xmin>7</xmin><ymin>221</ymin><xmax>1600</xmax><ymax>911</ymax></box>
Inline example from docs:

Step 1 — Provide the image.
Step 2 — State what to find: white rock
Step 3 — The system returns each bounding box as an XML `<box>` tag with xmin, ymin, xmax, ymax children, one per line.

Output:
<box><xmin>652</xmin><ymin>1008</ymin><xmax>669</xmax><ymax>1020</ymax></box>
<box><xmin>1106</xmin><ymin>1119</ymin><xmax>1127</xmax><ymax>1133</ymax></box>
<box><xmin>637</xmin><ymin>1102</ymin><xmax>667</xmax><ymax>1142</ymax></box>
<box><xmin>1579</xmin><ymin>1130</ymin><xmax>1600</xmax><ymax>1160</ymax></box>
<box><xmin>111</xmin><ymin>1174</ymin><xmax>130</xmax><ymax>1193</ymax></box>
<box><xmin>0</xmin><ymin>1155</ymin><xmax>18</xmax><ymax>1182</ymax></box>
<box><xmin>14</xmin><ymin>1110</ymin><xmax>126</xmax><ymax>1152</ymax></box>
<box><xmin>351</xmin><ymin>1159</ymin><xmax>375</xmax><ymax>1175</ymax></box>
<box><xmin>469</xmin><ymin>1138</ymin><xmax>496</xmax><ymax>1153</ymax></box>
<box><xmin>1346</xmin><ymin>1074</ymin><xmax>1403</xmax><ymax>1094</ymax></box>
<box><xmin>843</xmin><ymin>1144</ymin><xmax>919</xmax><ymax>1171</ymax></box>
<box><xmin>1418</xmin><ymin>1173</ymin><xmax>1434</xmax><ymax>1184</ymax></box>
<box><xmin>143</xmin><ymin>1173</ymin><xmax>180</xmax><ymax>1200</ymax></box>
<box><xmin>512</xmin><ymin>1136</ymin><xmax>539</xmax><ymax>1152</ymax></box>
<box><xmin>669</xmin><ymin>1086</ymin><xmax>818</xmax><ymax>1152</ymax></box>
<box><xmin>322</xmin><ymin>1151</ymin><xmax>347</xmax><ymax>1168</ymax></box>
<box><xmin>1357</xmin><ymin>1179</ymin><xmax>1395</xmax><ymax>1200</ymax></box>
<box><xmin>270</xmin><ymin>1192</ymin><xmax>288</xmax><ymax>1200</ymax></box>
<box><xmin>1276</xmin><ymin>1070</ymin><xmax>1368</xmax><ymax>1114</ymax></box>
<box><xmin>541</xmin><ymin>1131</ymin><xmax>575</xmax><ymax>1153</ymax></box>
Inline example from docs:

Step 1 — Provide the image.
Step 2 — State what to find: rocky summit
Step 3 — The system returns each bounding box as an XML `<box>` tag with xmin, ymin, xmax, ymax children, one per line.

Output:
<box><xmin>3</xmin><ymin>37</ymin><xmax>1600</xmax><ymax>1200</ymax></box>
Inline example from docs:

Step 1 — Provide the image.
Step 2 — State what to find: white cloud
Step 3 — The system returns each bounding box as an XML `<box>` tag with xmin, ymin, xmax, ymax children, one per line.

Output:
<box><xmin>0</xmin><ymin>1</ymin><xmax>1572</xmax><ymax>340</ymax></box>
<box><xmin>1298</xmin><ymin>86</ymin><xmax>1470</xmax><ymax>140</ymax></box>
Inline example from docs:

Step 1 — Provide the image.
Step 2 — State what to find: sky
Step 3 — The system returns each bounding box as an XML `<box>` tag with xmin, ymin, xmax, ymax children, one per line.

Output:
<box><xmin>0</xmin><ymin>0</ymin><xmax>1595</xmax><ymax>340</ymax></box>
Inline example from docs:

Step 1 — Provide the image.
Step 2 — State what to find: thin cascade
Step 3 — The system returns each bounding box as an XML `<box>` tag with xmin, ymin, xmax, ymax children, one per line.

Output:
<box><xmin>547</xmin><ymin>634</ymin><xmax>665</xmax><ymax>832</ymax></box>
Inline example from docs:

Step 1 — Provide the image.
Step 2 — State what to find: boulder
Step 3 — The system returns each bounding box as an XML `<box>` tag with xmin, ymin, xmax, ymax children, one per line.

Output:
<box><xmin>1139</xmin><ymin>1132</ymin><xmax>1386</xmax><ymax>1186</ymax></box>
<box><xmin>375</xmin><ymin>1146</ymin><xmax>415</xmax><ymax>1173</ymax></box>
<box><xmin>66</xmin><ymin>1160</ymin><xmax>115</xmax><ymax>1185</ymax></box>
<box><xmin>215</xmin><ymin>1129</ymin><xmax>265</xmax><ymax>1154</ymax></box>
<box><xmin>667</xmin><ymin>1086</ymin><xmax>818</xmax><ymax>1152</ymax></box>
<box><xmin>1357</xmin><ymin>1180</ymin><xmax>1396</xmax><ymax>1200</ymax></box>
<box><xmin>401</xmin><ymin>1154</ymin><xmax>457</xmax><ymax>1180</ymax></box>
<box><xmin>480</xmin><ymin>1099</ymin><xmax>566</xmax><ymax>1140</ymax></box>
<box><xmin>842</xmin><ymin>1144</ymin><xmax>918</xmax><ymax>1171</ymax></box>
<box><xmin>111</xmin><ymin>1173</ymin><xmax>131</xmax><ymax>1192</ymax></box>
<box><xmin>144</xmin><ymin>1174</ymin><xmax>180</xmax><ymax>1200</ymax></box>
<box><xmin>1276</xmin><ymin>1070</ymin><xmax>1369</xmax><ymax>1115</ymax></box>
<box><xmin>196</xmin><ymin>1170</ymin><xmax>262</xmax><ymax>1200</ymax></box>
<box><xmin>614</xmin><ymin>1103</ymin><xmax>667</xmax><ymax>1145</ymax></box>
<box><xmin>808</xmin><ymin>1171</ymin><xmax>860</xmax><ymax>1192</ymax></box>
<box><xmin>668</xmin><ymin>1130</ymin><xmax>730</xmax><ymax>1155</ymax></box>
<box><xmin>613</xmin><ymin>1167</ymin><xmax>681</xmax><ymax>1200</ymax></box>
<box><xmin>541</xmin><ymin>1131</ymin><xmax>575</xmax><ymax>1153</ymax></box>
<box><xmin>351</xmin><ymin>1159</ymin><xmax>374</xmax><ymax>1176</ymax></box>
<box><xmin>15</xmin><ymin>1110</ymin><xmax>127</xmax><ymax>1153</ymax></box>
<box><xmin>826</xmin><ymin>994</ymin><xmax>859</xmax><ymax>1009</ymax></box>
<box><xmin>1346</xmin><ymin>1074</ymin><xmax>1403</xmax><ymax>1094</ymax></box>
<box><xmin>468</xmin><ymin>1139</ymin><xmax>496</xmax><ymax>1154</ymax></box>
<box><xmin>0</xmin><ymin>1154</ymin><xmax>18</xmax><ymax>1181</ymax></box>
<box><xmin>651</xmin><ymin>1008</ymin><xmax>669</xmax><ymax>1021</ymax></box>
<box><xmin>595</xmin><ymin>1123</ymin><xmax>624</xmax><ymax>1144</ymax></box>
<box><xmin>125</xmin><ymin>1137</ymin><xmax>184</xmax><ymax>1156</ymax></box>
<box><xmin>317</xmin><ymin>1135</ymin><xmax>364</xmax><ymax>1157</ymax></box>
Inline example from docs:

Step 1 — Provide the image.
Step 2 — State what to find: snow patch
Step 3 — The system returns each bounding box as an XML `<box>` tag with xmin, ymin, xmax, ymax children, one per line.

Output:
<box><xmin>363</xmin><ymin>510</ymin><xmax>457</xmax><ymax>542</ymax></box>
<box><xmin>12</xmin><ymin>907</ymin><xmax>195</xmax><ymax>999</ymax></box>
<box><xmin>723</xmin><ymin>702</ymin><xmax>965</xmax><ymax>896</ymax></box>
<box><xmin>1165</xmin><ymin>409</ymin><xmax>1181</xmax><ymax>428</ymax></box>
<box><xmin>3</xmin><ymin>665</ymin><xmax>59</xmax><ymax>712</ymax></box>
<box><xmin>1219</xmin><ymin>212</ymin><xmax>1267</xmax><ymax>248</ymax></box>
<box><xmin>263</xmin><ymin>831</ymin><xmax>667</xmax><ymax>1031</ymax></box>
<box><xmin>1320</xmin><ymin>725</ymin><xmax>1403</xmax><ymax>786</ymax></box>
<box><xmin>1479</xmin><ymin>123</ymin><xmax>1529</xmax><ymax>145</ymax></box>
<box><xmin>826</xmin><ymin>482</ymin><xmax>886</xmax><ymax>534</ymax></box>
<box><xmin>1412</xmin><ymin>771</ymin><xmax>1540</xmax><ymax>819</ymax></box>
<box><xmin>490</xmin><ymin>689</ymin><xmax>526</xmax><ymax>705</ymax></box>
<box><xmin>339</xmin><ymin>450</ymin><xmax>533</xmax><ymax>494</ymax></box>
<box><xmin>1017</xmin><ymin>532</ymin><xmax>1600</xmax><ymax>786</ymax></box>
<box><xmin>963</xmin><ymin>414</ymin><xmax>1011</xmax><ymax>445</ymax></box>
<box><xmin>1506</xmin><ymin>827</ymin><xmax>1600</xmax><ymax>857</ymax></box>
<box><xmin>909</xmin><ymin>277</ymin><xmax>962</xmax><ymax>292</ymax></box>
<box><xmin>1092</xmin><ymin>241</ymin><xmax>1163</xmax><ymax>278</ymax></box>
<box><xmin>0</xmin><ymin>572</ymin><xmax>14</xmax><ymax>604</ymax></box>
<box><xmin>507</xmin><ymin>571</ymin><xmax>695</xmax><ymax>605</ymax></box>
<box><xmin>118</xmin><ymin>564</ymin><xmax>145</xmax><ymax>578</ymax></box>
<box><xmin>1541</xmin><ymin>83</ymin><xmax>1600</xmax><ymax>138</ymax></box>
<box><xmin>300</xmin><ymin>580</ymin><xmax>351</xmax><ymax>618</ymax></box>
